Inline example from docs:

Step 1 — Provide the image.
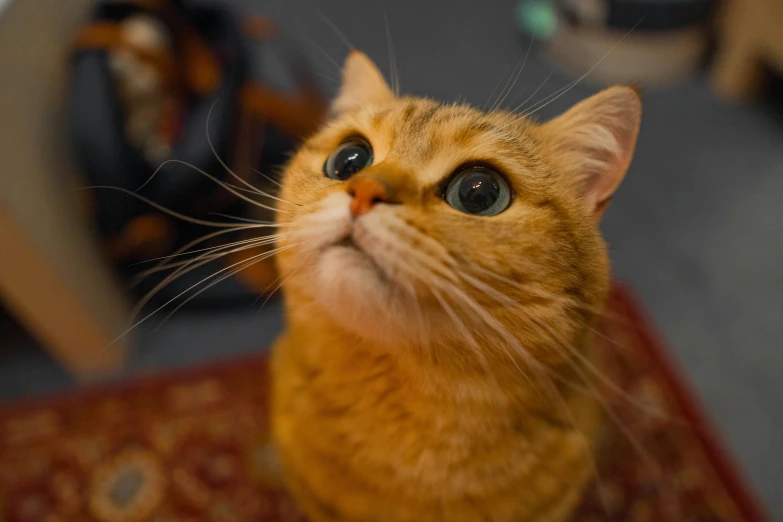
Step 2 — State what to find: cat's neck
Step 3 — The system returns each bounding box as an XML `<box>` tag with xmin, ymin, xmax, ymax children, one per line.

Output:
<box><xmin>283</xmin><ymin>296</ymin><xmax>582</xmax><ymax>410</ymax></box>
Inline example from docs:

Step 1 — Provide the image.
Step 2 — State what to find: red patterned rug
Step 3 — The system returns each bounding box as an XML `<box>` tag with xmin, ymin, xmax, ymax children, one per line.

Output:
<box><xmin>0</xmin><ymin>284</ymin><xmax>771</xmax><ymax>522</ymax></box>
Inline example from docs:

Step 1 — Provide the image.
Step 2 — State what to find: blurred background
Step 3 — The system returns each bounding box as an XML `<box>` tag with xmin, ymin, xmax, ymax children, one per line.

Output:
<box><xmin>0</xmin><ymin>0</ymin><xmax>781</xmax><ymax>519</ymax></box>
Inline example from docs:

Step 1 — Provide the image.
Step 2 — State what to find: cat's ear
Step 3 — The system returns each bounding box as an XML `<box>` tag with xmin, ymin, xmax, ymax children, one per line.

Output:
<box><xmin>543</xmin><ymin>86</ymin><xmax>642</xmax><ymax>219</ymax></box>
<box><xmin>331</xmin><ymin>50</ymin><xmax>394</xmax><ymax>115</ymax></box>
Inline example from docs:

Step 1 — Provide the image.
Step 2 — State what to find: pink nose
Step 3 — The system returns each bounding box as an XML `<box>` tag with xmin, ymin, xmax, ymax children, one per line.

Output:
<box><xmin>347</xmin><ymin>177</ymin><xmax>391</xmax><ymax>217</ymax></box>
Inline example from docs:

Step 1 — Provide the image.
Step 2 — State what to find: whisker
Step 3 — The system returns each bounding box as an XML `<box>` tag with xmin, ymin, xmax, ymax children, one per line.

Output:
<box><xmin>489</xmin><ymin>56</ymin><xmax>524</xmax><ymax>114</ymax></box>
<box><xmin>465</xmin><ymin>263</ymin><xmax>671</xmax><ymax>417</ymax></box>
<box><xmin>516</xmin><ymin>81</ymin><xmax>571</xmax><ymax>118</ymax></box>
<box><xmin>161</xmin><ymin>159</ymin><xmax>290</xmax><ymax>213</ymax></box>
<box><xmin>253</xmin><ymin>249</ymin><xmax>316</xmax><ymax>315</ymax></box>
<box><xmin>204</xmin><ymin>100</ymin><xmax>299</xmax><ymax>208</ymax></box>
<box><xmin>130</xmin><ymin>238</ymin><xmax>283</xmax><ymax>316</ymax></box>
<box><xmin>468</xmin><ymin>264</ymin><xmax>622</xmax><ymax>321</ymax></box>
<box><xmin>209</xmin><ymin>213</ymin><xmax>279</xmax><ymax>225</ymax></box>
<box><xmin>113</xmin><ymin>244</ymin><xmax>296</xmax><ymax>347</ymax></box>
<box><xmin>304</xmin><ymin>34</ymin><xmax>344</xmax><ymax>72</ymax></box>
<box><xmin>491</xmin><ymin>36</ymin><xmax>535</xmax><ymax>113</ymax></box>
<box><xmin>77</xmin><ymin>186</ymin><xmax>287</xmax><ymax>228</ymax></box>
<box><xmin>456</xmin><ymin>264</ymin><xmax>681</xmax><ymax>514</ymax></box>
<box><xmin>314</xmin><ymin>6</ymin><xmax>354</xmax><ymax>50</ymax></box>
<box><xmin>509</xmin><ymin>68</ymin><xmax>555</xmax><ymax>114</ymax></box>
<box><xmin>429</xmin><ymin>284</ymin><xmax>505</xmax><ymax>397</ymax></box>
<box><xmin>129</xmin><ymin>226</ymin><xmax>258</xmax><ymax>266</ymax></box>
<box><xmin>130</xmin><ymin>228</ymin><xmax>289</xmax><ymax>290</ymax></box>
<box><xmin>481</xmin><ymin>63</ymin><xmax>512</xmax><ymax>111</ymax></box>
<box><xmin>252</xmin><ymin>168</ymin><xmax>284</xmax><ymax>189</ymax></box>
<box><xmin>305</xmin><ymin>67</ymin><xmax>340</xmax><ymax>84</ymax></box>
<box><xmin>154</xmin><ymin>244</ymin><xmax>295</xmax><ymax>329</ymax></box>
<box><xmin>131</xmin><ymin>234</ymin><xmax>290</xmax><ymax>284</ymax></box>
<box><xmin>222</xmin><ymin>181</ymin><xmax>286</xmax><ymax>201</ymax></box>
<box><xmin>520</xmin><ymin>14</ymin><xmax>648</xmax><ymax>118</ymax></box>
<box><xmin>448</xmin><ymin>271</ymin><xmax>611</xmax><ymax>514</ymax></box>
<box><xmin>384</xmin><ymin>8</ymin><xmax>400</xmax><ymax>96</ymax></box>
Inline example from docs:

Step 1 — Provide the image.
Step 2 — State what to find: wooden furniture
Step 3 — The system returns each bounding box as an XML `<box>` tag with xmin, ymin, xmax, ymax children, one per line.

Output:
<box><xmin>711</xmin><ymin>0</ymin><xmax>783</xmax><ymax>101</ymax></box>
<box><xmin>0</xmin><ymin>0</ymin><xmax>129</xmax><ymax>379</ymax></box>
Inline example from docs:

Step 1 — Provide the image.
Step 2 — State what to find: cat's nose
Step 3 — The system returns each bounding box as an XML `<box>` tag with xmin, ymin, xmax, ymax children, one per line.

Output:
<box><xmin>347</xmin><ymin>176</ymin><xmax>396</xmax><ymax>217</ymax></box>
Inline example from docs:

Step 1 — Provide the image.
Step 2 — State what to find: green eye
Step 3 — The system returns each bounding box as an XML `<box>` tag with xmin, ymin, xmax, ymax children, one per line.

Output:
<box><xmin>444</xmin><ymin>167</ymin><xmax>511</xmax><ymax>216</ymax></box>
<box><xmin>323</xmin><ymin>139</ymin><xmax>374</xmax><ymax>180</ymax></box>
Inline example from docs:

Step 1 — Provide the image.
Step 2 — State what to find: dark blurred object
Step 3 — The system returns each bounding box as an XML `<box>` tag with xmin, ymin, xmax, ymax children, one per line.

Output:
<box><xmin>517</xmin><ymin>0</ymin><xmax>715</xmax><ymax>87</ymax></box>
<box><xmin>558</xmin><ymin>0</ymin><xmax>714</xmax><ymax>31</ymax></box>
<box><xmin>67</xmin><ymin>0</ymin><xmax>326</xmax><ymax>303</ymax></box>
<box><xmin>711</xmin><ymin>0</ymin><xmax>783</xmax><ymax>102</ymax></box>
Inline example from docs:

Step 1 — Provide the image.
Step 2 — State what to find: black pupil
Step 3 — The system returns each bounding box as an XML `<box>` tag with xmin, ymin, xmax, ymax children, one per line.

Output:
<box><xmin>458</xmin><ymin>171</ymin><xmax>500</xmax><ymax>213</ymax></box>
<box><xmin>331</xmin><ymin>145</ymin><xmax>370</xmax><ymax>180</ymax></box>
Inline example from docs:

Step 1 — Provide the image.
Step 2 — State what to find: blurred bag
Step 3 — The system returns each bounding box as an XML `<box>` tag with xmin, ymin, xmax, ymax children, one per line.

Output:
<box><xmin>68</xmin><ymin>0</ymin><xmax>326</xmax><ymax>304</ymax></box>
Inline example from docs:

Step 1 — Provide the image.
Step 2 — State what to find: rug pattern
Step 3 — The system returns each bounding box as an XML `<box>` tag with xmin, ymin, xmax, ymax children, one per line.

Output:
<box><xmin>0</xmin><ymin>285</ymin><xmax>769</xmax><ymax>521</ymax></box>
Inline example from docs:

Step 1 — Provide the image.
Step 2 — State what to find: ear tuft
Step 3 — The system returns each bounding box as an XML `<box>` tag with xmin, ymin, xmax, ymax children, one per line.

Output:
<box><xmin>331</xmin><ymin>51</ymin><xmax>394</xmax><ymax>116</ymax></box>
<box><xmin>543</xmin><ymin>86</ymin><xmax>642</xmax><ymax>219</ymax></box>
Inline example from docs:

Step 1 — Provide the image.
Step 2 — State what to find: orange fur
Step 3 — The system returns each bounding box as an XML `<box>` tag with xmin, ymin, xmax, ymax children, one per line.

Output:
<box><xmin>271</xmin><ymin>51</ymin><xmax>641</xmax><ymax>522</ymax></box>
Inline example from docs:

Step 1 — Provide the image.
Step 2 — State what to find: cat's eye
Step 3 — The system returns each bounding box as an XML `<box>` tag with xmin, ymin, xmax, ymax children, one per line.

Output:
<box><xmin>323</xmin><ymin>139</ymin><xmax>374</xmax><ymax>181</ymax></box>
<box><xmin>443</xmin><ymin>167</ymin><xmax>511</xmax><ymax>216</ymax></box>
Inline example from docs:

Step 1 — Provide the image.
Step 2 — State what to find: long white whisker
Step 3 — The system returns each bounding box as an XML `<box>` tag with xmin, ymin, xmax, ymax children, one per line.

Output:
<box><xmin>132</xmin><ymin>234</ymin><xmax>291</xmax><ymax>283</ymax></box>
<box><xmin>209</xmin><ymin>213</ymin><xmax>278</xmax><ymax>225</ymax></box>
<box><xmin>314</xmin><ymin>6</ymin><xmax>353</xmax><ymax>49</ymax></box>
<box><xmin>155</xmin><ymin>244</ymin><xmax>295</xmax><ymax>328</ymax></box>
<box><xmin>130</xmin><ymin>238</ymin><xmax>283</xmax><ymax>316</ymax></box>
<box><xmin>252</xmin><ymin>168</ymin><xmax>284</xmax><ymax>188</ymax></box>
<box><xmin>492</xmin><ymin>36</ymin><xmax>535</xmax><ymax>112</ymax></box>
<box><xmin>384</xmin><ymin>8</ymin><xmax>399</xmax><ymax>96</ymax></box>
<box><xmin>142</xmin><ymin>159</ymin><xmax>292</xmax><ymax>214</ymax></box>
<box><xmin>481</xmin><ymin>63</ymin><xmax>512</xmax><ymax>111</ymax></box>
<box><xmin>489</xmin><ymin>57</ymin><xmax>523</xmax><ymax>114</ymax></box>
<box><xmin>428</xmin><ymin>284</ymin><xmax>505</xmax><ymax>398</ymax></box>
<box><xmin>253</xmin><ymin>248</ymin><xmax>316</xmax><ymax>315</ymax></box>
<box><xmin>448</xmin><ymin>272</ymin><xmax>609</xmax><ymax>513</ymax></box>
<box><xmin>114</xmin><ymin>244</ymin><xmax>296</xmax><ymax>348</ymax></box>
<box><xmin>304</xmin><ymin>34</ymin><xmax>344</xmax><ymax>72</ymax></box>
<box><xmin>204</xmin><ymin>100</ymin><xmax>299</xmax><ymax>208</ymax></box>
<box><xmin>520</xmin><ymin>14</ymin><xmax>648</xmax><ymax>119</ymax></box>
<box><xmin>77</xmin><ymin>186</ymin><xmax>287</xmax><ymax>228</ymax></box>
<box><xmin>466</xmin><ymin>263</ymin><xmax>671</xmax><ymax>417</ymax></box>
<box><xmin>130</xmin><ymin>226</ymin><xmax>263</xmax><ymax>266</ymax></box>
<box><xmin>509</xmin><ymin>68</ymin><xmax>555</xmax><ymax>114</ymax></box>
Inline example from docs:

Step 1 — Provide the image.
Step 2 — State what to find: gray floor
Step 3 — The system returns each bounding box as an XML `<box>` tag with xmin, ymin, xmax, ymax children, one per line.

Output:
<box><xmin>1</xmin><ymin>0</ymin><xmax>781</xmax><ymax>518</ymax></box>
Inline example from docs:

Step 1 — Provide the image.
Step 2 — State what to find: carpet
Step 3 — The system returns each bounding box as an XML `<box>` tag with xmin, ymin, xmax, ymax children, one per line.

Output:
<box><xmin>0</xmin><ymin>284</ymin><xmax>770</xmax><ymax>522</ymax></box>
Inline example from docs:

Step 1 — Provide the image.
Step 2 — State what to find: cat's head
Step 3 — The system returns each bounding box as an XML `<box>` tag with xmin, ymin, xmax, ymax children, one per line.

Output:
<box><xmin>276</xmin><ymin>51</ymin><xmax>641</xmax><ymax>362</ymax></box>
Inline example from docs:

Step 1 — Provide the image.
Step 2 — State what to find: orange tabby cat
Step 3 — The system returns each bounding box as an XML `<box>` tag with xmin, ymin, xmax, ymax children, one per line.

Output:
<box><xmin>271</xmin><ymin>50</ymin><xmax>641</xmax><ymax>522</ymax></box>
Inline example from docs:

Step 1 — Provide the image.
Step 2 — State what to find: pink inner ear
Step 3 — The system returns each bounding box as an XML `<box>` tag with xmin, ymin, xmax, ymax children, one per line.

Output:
<box><xmin>549</xmin><ymin>86</ymin><xmax>642</xmax><ymax>218</ymax></box>
<box><xmin>591</xmin><ymin>131</ymin><xmax>636</xmax><ymax>210</ymax></box>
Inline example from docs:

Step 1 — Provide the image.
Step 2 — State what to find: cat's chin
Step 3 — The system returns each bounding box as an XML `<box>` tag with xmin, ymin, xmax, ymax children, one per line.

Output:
<box><xmin>311</xmin><ymin>240</ymin><xmax>416</xmax><ymax>343</ymax></box>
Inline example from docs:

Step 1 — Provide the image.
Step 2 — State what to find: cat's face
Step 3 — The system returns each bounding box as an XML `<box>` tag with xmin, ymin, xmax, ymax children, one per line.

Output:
<box><xmin>276</xmin><ymin>51</ymin><xmax>641</xmax><ymax>361</ymax></box>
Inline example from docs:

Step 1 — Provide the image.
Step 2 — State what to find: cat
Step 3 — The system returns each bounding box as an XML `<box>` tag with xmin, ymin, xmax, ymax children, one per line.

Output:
<box><xmin>270</xmin><ymin>50</ymin><xmax>641</xmax><ymax>522</ymax></box>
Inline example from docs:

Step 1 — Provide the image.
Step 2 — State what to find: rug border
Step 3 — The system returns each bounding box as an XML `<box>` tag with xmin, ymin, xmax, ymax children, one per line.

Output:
<box><xmin>611</xmin><ymin>282</ymin><xmax>771</xmax><ymax>522</ymax></box>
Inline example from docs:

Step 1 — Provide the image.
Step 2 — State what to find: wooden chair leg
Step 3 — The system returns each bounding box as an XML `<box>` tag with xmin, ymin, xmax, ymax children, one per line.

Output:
<box><xmin>0</xmin><ymin>209</ymin><xmax>127</xmax><ymax>380</ymax></box>
<box><xmin>710</xmin><ymin>0</ymin><xmax>766</xmax><ymax>102</ymax></box>
<box><xmin>711</xmin><ymin>36</ymin><xmax>765</xmax><ymax>102</ymax></box>
<box><xmin>0</xmin><ymin>0</ymin><xmax>129</xmax><ymax>381</ymax></box>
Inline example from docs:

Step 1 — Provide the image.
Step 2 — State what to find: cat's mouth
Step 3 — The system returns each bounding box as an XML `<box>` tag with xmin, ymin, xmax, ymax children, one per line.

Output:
<box><xmin>326</xmin><ymin>232</ymin><xmax>392</xmax><ymax>286</ymax></box>
<box><xmin>335</xmin><ymin>236</ymin><xmax>361</xmax><ymax>251</ymax></box>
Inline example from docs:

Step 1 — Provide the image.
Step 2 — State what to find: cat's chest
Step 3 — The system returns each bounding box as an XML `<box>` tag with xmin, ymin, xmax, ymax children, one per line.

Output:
<box><xmin>272</xmin><ymin>335</ymin><xmax>541</xmax><ymax>477</ymax></box>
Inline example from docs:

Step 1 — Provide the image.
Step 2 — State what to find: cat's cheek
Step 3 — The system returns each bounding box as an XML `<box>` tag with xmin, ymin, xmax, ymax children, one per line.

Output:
<box><xmin>290</xmin><ymin>193</ymin><xmax>353</xmax><ymax>255</ymax></box>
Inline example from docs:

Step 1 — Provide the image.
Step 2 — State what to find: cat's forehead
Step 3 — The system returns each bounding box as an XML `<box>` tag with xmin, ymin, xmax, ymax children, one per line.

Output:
<box><xmin>346</xmin><ymin>98</ymin><xmax>538</xmax><ymax>184</ymax></box>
